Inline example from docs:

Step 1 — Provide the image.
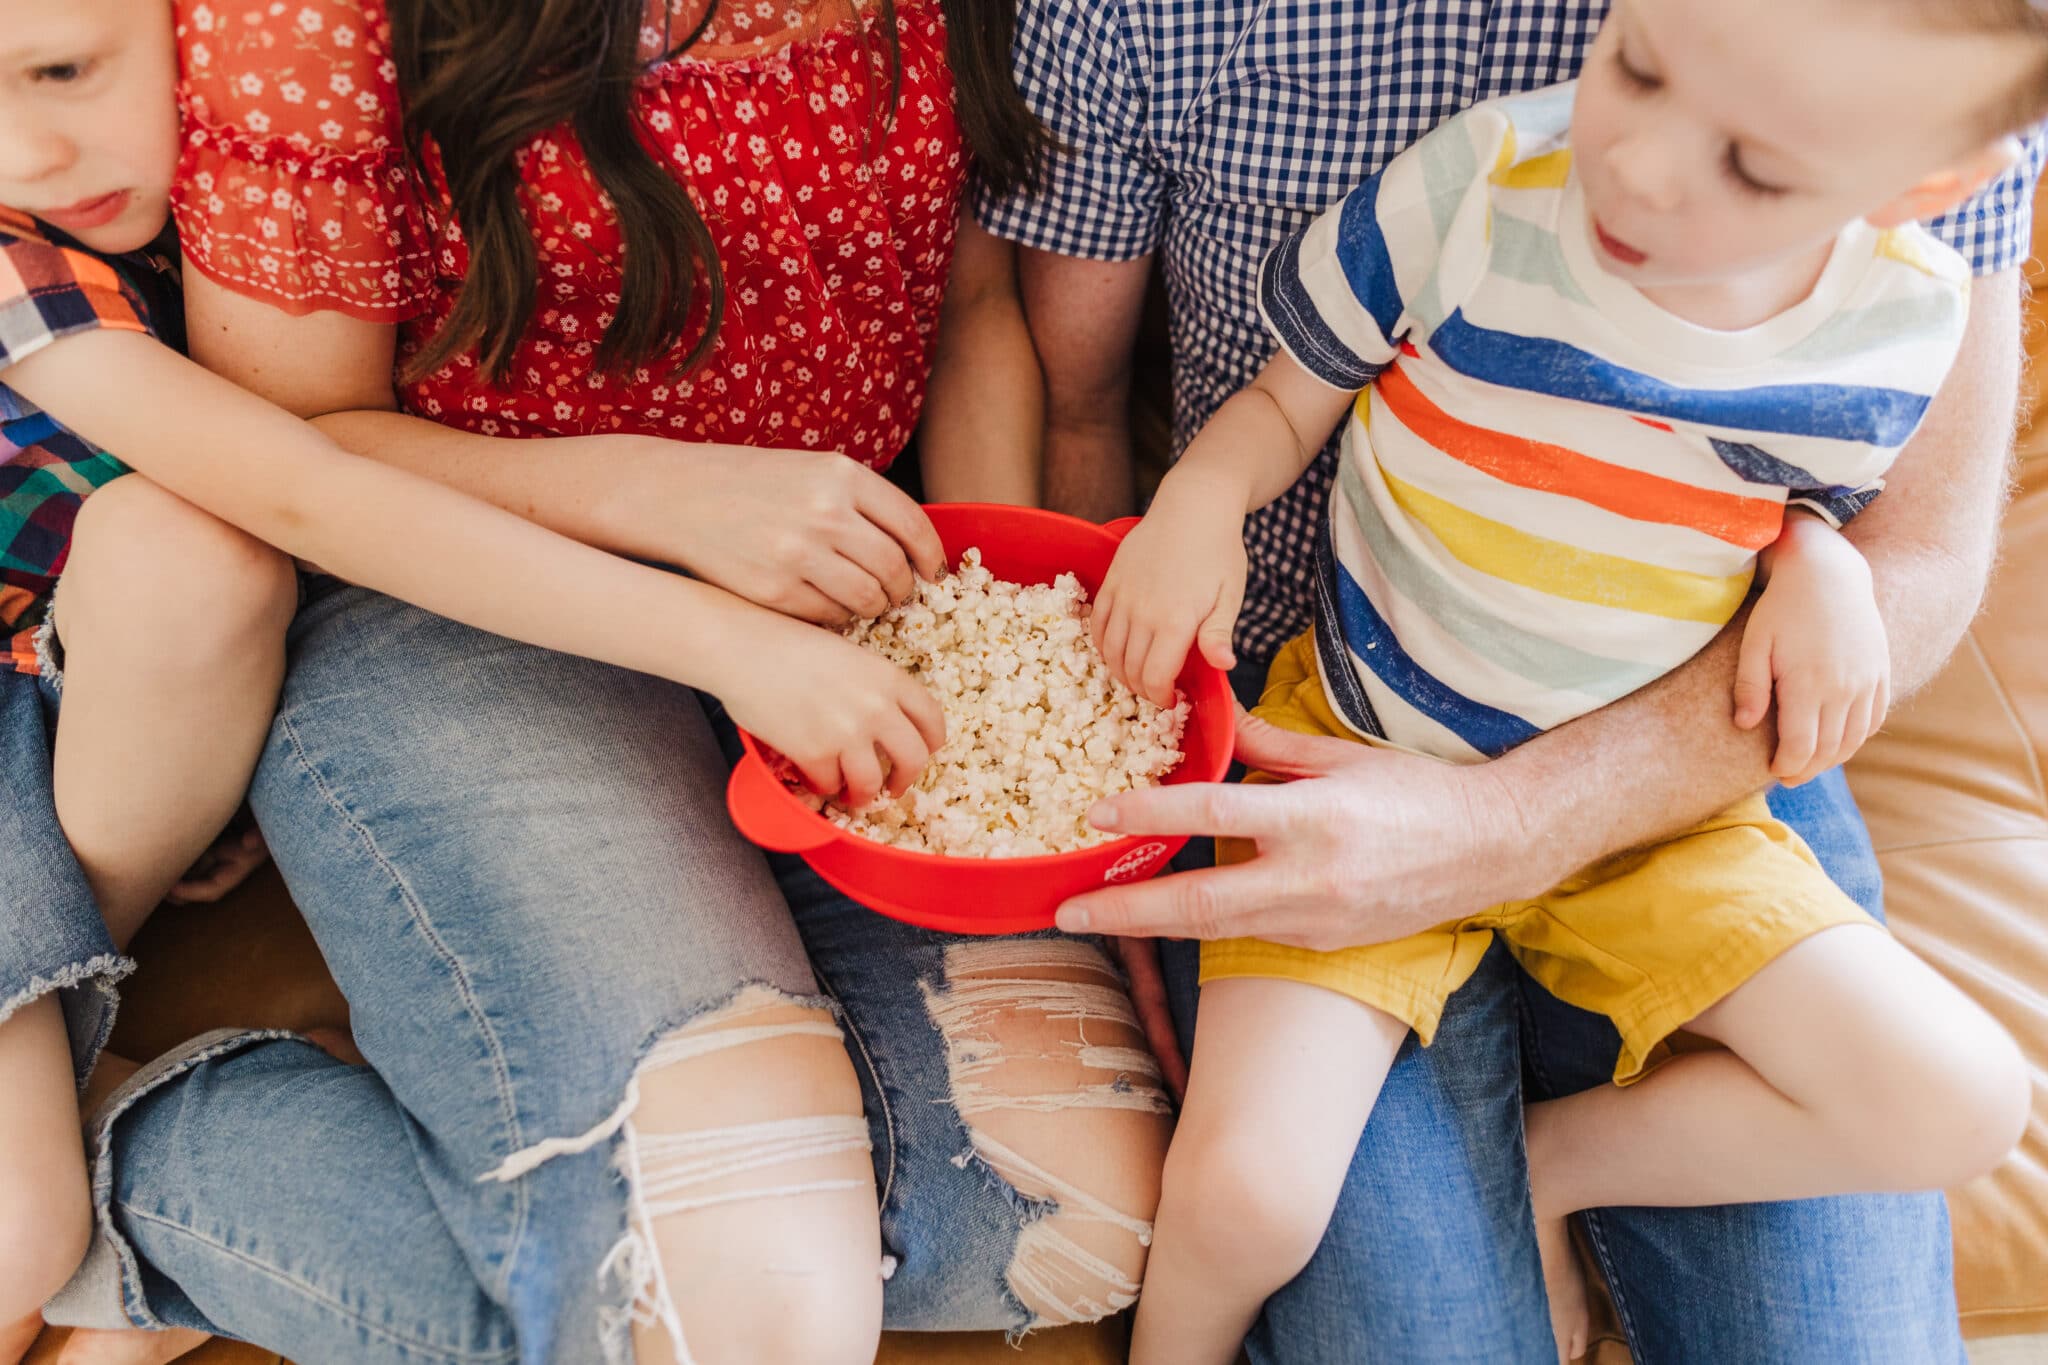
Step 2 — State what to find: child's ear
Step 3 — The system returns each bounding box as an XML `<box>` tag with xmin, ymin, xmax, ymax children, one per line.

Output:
<box><xmin>1867</xmin><ymin>136</ymin><xmax>2023</xmax><ymax>229</ymax></box>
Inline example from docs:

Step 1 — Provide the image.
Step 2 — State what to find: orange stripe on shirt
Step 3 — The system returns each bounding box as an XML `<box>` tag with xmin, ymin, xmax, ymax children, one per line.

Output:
<box><xmin>1369</xmin><ymin>362</ymin><xmax>1782</xmax><ymax>551</ymax></box>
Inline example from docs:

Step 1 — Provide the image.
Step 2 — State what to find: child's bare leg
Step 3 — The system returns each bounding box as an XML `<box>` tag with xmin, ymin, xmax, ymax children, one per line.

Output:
<box><xmin>51</xmin><ymin>478</ymin><xmax>297</xmax><ymax>945</ymax></box>
<box><xmin>0</xmin><ymin>998</ymin><xmax>95</xmax><ymax>1364</ymax></box>
<box><xmin>18</xmin><ymin>482</ymin><xmax>290</xmax><ymax>1365</ymax></box>
<box><xmin>1131</xmin><ymin>977</ymin><xmax>1407</xmax><ymax>1365</ymax></box>
<box><xmin>1533</xmin><ymin>1203</ymin><xmax>1589</xmax><ymax>1363</ymax></box>
<box><xmin>1525</xmin><ymin>923</ymin><xmax>2029</xmax><ymax>1228</ymax></box>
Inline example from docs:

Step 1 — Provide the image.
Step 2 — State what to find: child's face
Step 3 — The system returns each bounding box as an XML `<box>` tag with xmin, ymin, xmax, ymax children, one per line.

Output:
<box><xmin>0</xmin><ymin>0</ymin><xmax>178</xmax><ymax>254</ymax></box>
<box><xmin>1571</xmin><ymin>0</ymin><xmax>2030</xmax><ymax>290</ymax></box>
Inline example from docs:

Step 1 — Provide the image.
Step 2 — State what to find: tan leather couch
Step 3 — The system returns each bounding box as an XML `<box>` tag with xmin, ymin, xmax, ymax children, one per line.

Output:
<box><xmin>29</xmin><ymin>230</ymin><xmax>2048</xmax><ymax>1365</ymax></box>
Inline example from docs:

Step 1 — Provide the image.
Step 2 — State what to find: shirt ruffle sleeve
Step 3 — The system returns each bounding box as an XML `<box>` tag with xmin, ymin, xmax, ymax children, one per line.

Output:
<box><xmin>172</xmin><ymin>0</ymin><xmax>436</xmax><ymax>322</ymax></box>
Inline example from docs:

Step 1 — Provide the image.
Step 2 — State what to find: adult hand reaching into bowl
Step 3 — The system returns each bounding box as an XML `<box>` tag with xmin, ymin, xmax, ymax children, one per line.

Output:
<box><xmin>1056</xmin><ymin>708</ymin><xmax>1556</xmax><ymax>951</ymax></box>
<box><xmin>608</xmin><ymin>440</ymin><xmax>948</xmax><ymax>625</ymax></box>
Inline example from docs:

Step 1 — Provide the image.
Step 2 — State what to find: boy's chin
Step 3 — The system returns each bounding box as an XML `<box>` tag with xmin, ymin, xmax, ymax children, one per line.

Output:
<box><xmin>77</xmin><ymin>202</ymin><xmax>172</xmax><ymax>255</ymax></box>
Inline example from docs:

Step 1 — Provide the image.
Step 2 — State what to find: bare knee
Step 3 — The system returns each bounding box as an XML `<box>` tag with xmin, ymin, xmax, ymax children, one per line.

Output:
<box><xmin>0</xmin><ymin>1170</ymin><xmax>92</xmax><ymax>1317</ymax></box>
<box><xmin>1158</xmin><ymin>1121</ymin><xmax>1331</xmax><ymax>1289</ymax></box>
<box><xmin>615</xmin><ymin>988</ymin><xmax>883</xmax><ymax>1365</ymax></box>
<box><xmin>923</xmin><ymin>939</ymin><xmax>1173</xmax><ymax>1326</ymax></box>
<box><xmin>1862</xmin><ymin>1018</ymin><xmax>2032</xmax><ymax>1190</ymax></box>
<box><xmin>64</xmin><ymin>478</ymin><xmax>296</xmax><ymax>659</ymax></box>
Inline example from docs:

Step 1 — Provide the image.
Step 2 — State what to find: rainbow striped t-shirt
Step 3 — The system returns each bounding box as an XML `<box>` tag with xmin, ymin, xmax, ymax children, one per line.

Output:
<box><xmin>1257</xmin><ymin>83</ymin><xmax>1971</xmax><ymax>763</ymax></box>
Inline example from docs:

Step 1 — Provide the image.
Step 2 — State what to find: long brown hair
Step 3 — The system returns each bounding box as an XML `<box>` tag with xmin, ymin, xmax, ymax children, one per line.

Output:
<box><xmin>392</xmin><ymin>0</ymin><xmax>1049</xmax><ymax>386</ymax></box>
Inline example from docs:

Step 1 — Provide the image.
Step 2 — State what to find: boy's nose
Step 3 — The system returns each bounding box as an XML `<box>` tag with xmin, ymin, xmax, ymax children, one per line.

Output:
<box><xmin>0</xmin><ymin>125</ymin><xmax>78</xmax><ymax>186</ymax></box>
<box><xmin>1603</xmin><ymin>137</ymin><xmax>1684</xmax><ymax>214</ymax></box>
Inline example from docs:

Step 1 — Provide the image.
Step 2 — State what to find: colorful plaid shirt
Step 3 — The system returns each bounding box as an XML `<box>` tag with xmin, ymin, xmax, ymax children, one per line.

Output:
<box><xmin>977</xmin><ymin>1</ymin><xmax>2048</xmax><ymax>660</ymax></box>
<box><xmin>0</xmin><ymin>210</ymin><xmax>179</xmax><ymax>676</ymax></box>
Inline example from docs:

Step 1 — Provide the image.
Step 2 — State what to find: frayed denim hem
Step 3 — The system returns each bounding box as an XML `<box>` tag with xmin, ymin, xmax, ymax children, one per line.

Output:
<box><xmin>44</xmin><ymin>1028</ymin><xmax>303</xmax><ymax>1332</ymax></box>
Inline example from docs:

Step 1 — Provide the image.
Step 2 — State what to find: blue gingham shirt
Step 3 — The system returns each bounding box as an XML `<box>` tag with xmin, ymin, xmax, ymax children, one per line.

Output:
<box><xmin>977</xmin><ymin>1</ymin><xmax>2047</xmax><ymax>660</ymax></box>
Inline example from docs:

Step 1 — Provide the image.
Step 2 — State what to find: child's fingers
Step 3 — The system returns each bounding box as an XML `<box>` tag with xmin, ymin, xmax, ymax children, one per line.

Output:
<box><xmin>1090</xmin><ymin>582</ymin><xmax>1117</xmax><ymax>654</ymax></box>
<box><xmin>792</xmin><ymin>751</ymin><xmax>846</xmax><ymax>799</ymax></box>
<box><xmin>876</xmin><ymin>707</ymin><xmax>936</xmax><ymax>797</ymax></box>
<box><xmin>1196</xmin><ymin>580</ymin><xmax>1242</xmax><ymax>673</ymax></box>
<box><xmin>1771</xmin><ymin>688</ymin><xmax>1820</xmax><ymax>781</ymax></box>
<box><xmin>1122</xmin><ymin>623</ymin><xmax>1156</xmax><ymax>699</ymax></box>
<box><xmin>876</xmin><ymin>718</ymin><xmax>923</xmax><ymax>799</ymax></box>
<box><xmin>1808</xmin><ymin>699</ymin><xmax>1850</xmax><ymax>780</ymax></box>
<box><xmin>1841</xmin><ymin>691</ymin><xmax>1877</xmax><ymax>762</ymax></box>
<box><xmin>1098</xmin><ymin>601</ymin><xmax>1132</xmax><ymax>688</ymax></box>
<box><xmin>1138</xmin><ymin>627</ymin><xmax>1191</xmax><ymax>709</ymax></box>
<box><xmin>840</xmin><ymin>743</ymin><xmax>885</xmax><ymax>809</ymax></box>
<box><xmin>1732</xmin><ymin>628</ymin><xmax>1774</xmax><ymax>729</ymax></box>
<box><xmin>897</xmin><ymin>676</ymin><xmax>947</xmax><ymax>756</ymax></box>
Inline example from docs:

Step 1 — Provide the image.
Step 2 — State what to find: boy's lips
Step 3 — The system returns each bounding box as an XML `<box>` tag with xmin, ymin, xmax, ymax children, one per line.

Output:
<box><xmin>38</xmin><ymin>190</ymin><xmax>131</xmax><ymax>232</ymax></box>
<box><xmin>1593</xmin><ymin>218</ymin><xmax>1648</xmax><ymax>267</ymax></box>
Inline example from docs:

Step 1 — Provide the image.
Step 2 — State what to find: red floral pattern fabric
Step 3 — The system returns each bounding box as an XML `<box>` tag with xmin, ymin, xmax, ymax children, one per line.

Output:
<box><xmin>174</xmin><ymin>0</ymin><xmax>964</xmax><ymax>465</ymax></box>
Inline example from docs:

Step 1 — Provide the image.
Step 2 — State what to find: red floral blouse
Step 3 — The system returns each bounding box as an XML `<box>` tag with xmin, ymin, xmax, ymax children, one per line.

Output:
<box><xmin>173</xmin><ymin>0</ymin><xmax>965</xmax><ymax>465</ymax></box>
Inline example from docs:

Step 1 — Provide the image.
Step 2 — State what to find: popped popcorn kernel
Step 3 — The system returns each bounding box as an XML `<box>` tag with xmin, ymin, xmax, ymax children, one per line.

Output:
<box><xmin>802</xmin><ymin>548</ymin><xmax>1189</xmax><ymax>857</ymax></box>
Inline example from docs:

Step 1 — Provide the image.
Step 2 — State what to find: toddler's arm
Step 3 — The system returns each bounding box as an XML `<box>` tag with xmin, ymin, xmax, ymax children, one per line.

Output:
<box><xmin>1095</xmin><ymin>351</ymin><xmax>1353</xmax><ymax>705</ymax></box>
<box><xmin>8</xmin><ymin>330</ymin><xmax>944</xmax><ymax>807</ymax></box>
<box><xmin>1734</xmin><ymin>512</ymin><xmax>1890</xmax><ymax>785</ymax></box>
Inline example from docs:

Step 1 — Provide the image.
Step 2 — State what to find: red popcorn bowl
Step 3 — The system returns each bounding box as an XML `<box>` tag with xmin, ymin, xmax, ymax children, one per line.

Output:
<box><xmin>725</xmin><ymin>503</ymin><xmax>1236</xmax><ymax>935</ymax></box>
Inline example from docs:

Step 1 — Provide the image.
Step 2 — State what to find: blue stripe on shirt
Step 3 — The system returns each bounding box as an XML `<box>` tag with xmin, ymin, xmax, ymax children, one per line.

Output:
<box><xmin>1331</xmin><ymin>556</ymin><xmax>1542</xmax><ymax>757</ymax></box>
<box><xmin>1333</xmin><ymin>171</ymin><xmax>1407</xmax><ymax>344</ymax></box>
<box><xmin>1428</xmin><ymin>310</ymin><xmax>1933</xmax><ymax>446</ymax></box>
<box><xmin>1261</xmin><ymin>228</ymin><xmax>1383</xmax><ymax>390</ymax></box>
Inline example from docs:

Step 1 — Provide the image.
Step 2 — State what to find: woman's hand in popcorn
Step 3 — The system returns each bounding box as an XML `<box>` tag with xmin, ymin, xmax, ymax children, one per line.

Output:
<box><xmin>613</xmin><ymin>440</ymin><xmax>948</xmax><ymax>626</ymax></box>
<box><xmin>722</xmin><ymin>613</ymin><xmax>948</xmax><ymax>807</ymax></box>
<box><xmin>1054</xmin><ymin>707</ymin><xmax>1538</xmax><ymax>951</ymax></box>
<box><xmin>1093</xmin><ymin>473</ymin><xmax>1251</xmax><ymax>708</ymax></box>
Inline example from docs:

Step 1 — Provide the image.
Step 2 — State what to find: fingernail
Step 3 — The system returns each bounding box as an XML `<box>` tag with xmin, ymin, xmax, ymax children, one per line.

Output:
<box><xmin>1089</xmin><ymin>801</ymin><xmax>1119</xmax><ymax>831</ymax></box>
<box><xmin>1057</xmin><ymin>905</ymin><xmax>1090</xmax><ymax>932</ymax></box>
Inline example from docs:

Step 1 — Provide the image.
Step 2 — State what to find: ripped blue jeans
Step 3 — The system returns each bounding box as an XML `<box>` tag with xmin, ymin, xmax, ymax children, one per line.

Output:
<box><xmin>46</xmin><ymin>581</ymin><xmax>1168</xmax><ymax>1361</ymax></box>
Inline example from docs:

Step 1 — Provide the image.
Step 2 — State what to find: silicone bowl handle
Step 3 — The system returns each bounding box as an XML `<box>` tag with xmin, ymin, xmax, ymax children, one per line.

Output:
<box><xmin>1103</xmin><ymin>516</ymin><xmax>1143</xmax><ymax>542</ymax></box>
<box><xmin>726</xmin><ymin>757</ymin><xmax>837</xmax><ymax>854</ymax></box>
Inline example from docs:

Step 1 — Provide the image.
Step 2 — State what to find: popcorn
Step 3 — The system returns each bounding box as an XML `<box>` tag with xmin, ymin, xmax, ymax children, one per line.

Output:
<box><xmin>801</xmin><ymin>549</ymin><xmax>1189</xmax><ymax>857</ymax></box>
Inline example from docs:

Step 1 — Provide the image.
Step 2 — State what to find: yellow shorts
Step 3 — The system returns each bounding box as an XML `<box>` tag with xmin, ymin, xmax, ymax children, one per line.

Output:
<box><xmin>1200</xmin><ymin>630</ymin><xmax>1875</xmax><ymax>1083</ymax></box>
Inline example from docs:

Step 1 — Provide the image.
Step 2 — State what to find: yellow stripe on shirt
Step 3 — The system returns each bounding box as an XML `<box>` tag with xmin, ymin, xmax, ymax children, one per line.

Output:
<box><xmin>1490</xmin><ymin>148</ymin><xmax>1572</xmax><ymax>190</ymax></box>
<box><xmin>1378</xmin><ymin>467</ymin><xmax>1753</xmax><ymax>624</ymax></box>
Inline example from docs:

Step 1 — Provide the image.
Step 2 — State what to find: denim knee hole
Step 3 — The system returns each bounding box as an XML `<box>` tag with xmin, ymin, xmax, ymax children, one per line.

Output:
<box><xmin>921</xmin><ymin>940</ymin><xmax>1170</xmax><ymax>1333</ymax></box>
<box><xmin>475</xmin><ymin>984</ymin><xmax>875</xmax><ymax>1365</ymax></box>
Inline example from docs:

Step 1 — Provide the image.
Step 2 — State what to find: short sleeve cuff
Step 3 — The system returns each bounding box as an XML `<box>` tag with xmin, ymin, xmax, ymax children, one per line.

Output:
<box><xmin>0</xmin><ymin>235</ymin><xmax>149</xmax><ymax>374</ymax></box>
<box><xmin>1255</xmin><ymin>227</ymin><xmax>1384</xmax><ymax>391</ymax></box>
<box><xmin>1925</xmin><ymin>128</ymin><xmax>2047</xmax><ymax>276</ymax></box>
<box><xmin>973</xmin><ymin>169</ymin><xmax>1164</xmax><ymax>262</ymax></box>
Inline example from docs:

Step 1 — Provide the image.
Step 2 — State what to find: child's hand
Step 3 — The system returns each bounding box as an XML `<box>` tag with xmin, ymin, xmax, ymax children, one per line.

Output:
<box><xmin>167</xmin><ymin>820</ymin><xmax>271</xmax><ymax>904</ymax></box>
<box><xmin>1093</xmin><ymin>473</ymin><xmax>1251</xmax><ymax>707</ymax></box>
<box><xmin>1734</xmin><ymin>518</ymin><xmax>1889</xmax><ymax>786</ymax></box>
<box><xmin>724</xmin><ymin>616</ymin><xmax>947</xmax><ymax>807</ymax></box>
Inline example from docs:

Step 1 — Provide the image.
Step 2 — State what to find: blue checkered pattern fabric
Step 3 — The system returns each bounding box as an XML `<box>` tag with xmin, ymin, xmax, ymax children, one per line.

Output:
<box><xmin>978</xmin><ymin>0</ymin><xmax>2047</xmax><ymax>659</ymax></box>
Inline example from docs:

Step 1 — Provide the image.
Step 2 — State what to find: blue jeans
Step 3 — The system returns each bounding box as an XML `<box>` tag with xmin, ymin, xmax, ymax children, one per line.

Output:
<box><xmin>48</xmin><ymin>583</ymin><xmax>1129</xmax><ymax>1358</ymax></box>
<box><xmin>0</xmin><ymin>658</ymin><xmax>127</xmax><ymax>1087</ymax></box>
<box><xmin>1155</xmin><ymin>658</ymin><xmax>1962</xmax><ymax>1364</ymax></box>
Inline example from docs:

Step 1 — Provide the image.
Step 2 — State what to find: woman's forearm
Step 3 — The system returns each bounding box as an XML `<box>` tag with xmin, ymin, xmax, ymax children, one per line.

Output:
<box><xmin>920</xmin><ymin>214</ymin><xmax>1044</xmax><ymax>506</ymax></box>
<box><xmin>312</xmin><ymin>407</ymin><xmax>661</xmax><ymax>556</ymax></box>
